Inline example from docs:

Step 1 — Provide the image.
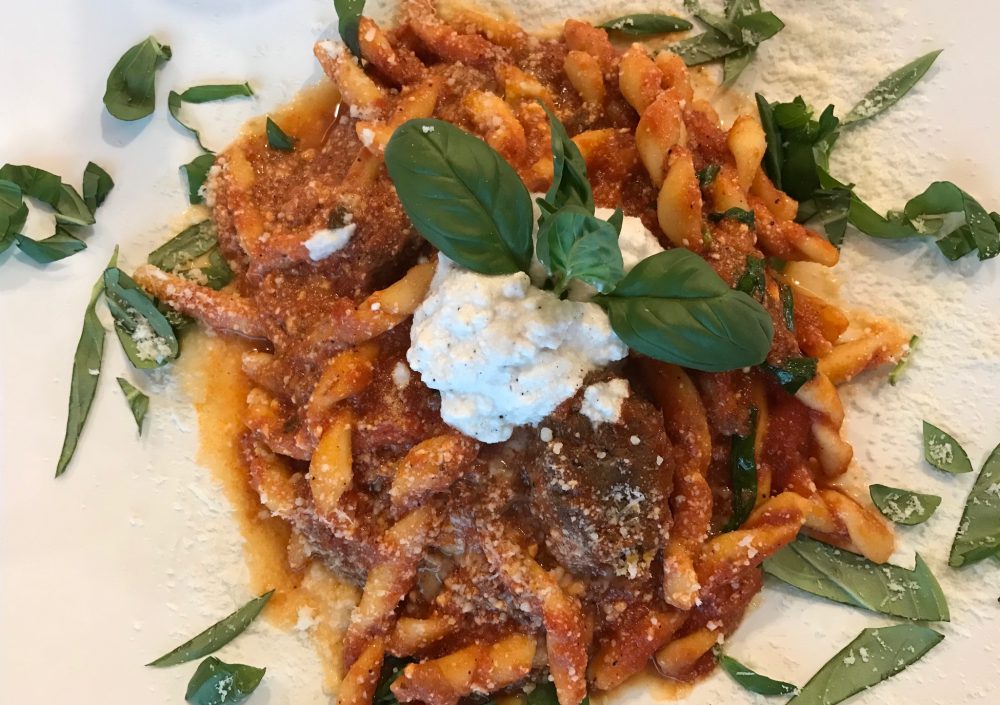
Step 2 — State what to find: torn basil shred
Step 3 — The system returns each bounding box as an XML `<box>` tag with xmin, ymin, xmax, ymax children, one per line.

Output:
<box><xmin>103</xmin><ymin>267</ymin><xmax>180</xmax><ymax>369</ymax></box>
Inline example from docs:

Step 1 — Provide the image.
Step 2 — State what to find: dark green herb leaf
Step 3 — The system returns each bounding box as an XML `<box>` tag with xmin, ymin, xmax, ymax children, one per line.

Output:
<box><xmin>709</xmin><ymin>207</ymin><xmax>755</xmax><ymax>226</ymax></box>
<box><xmin>385</xmin><ymin>118</ymin><xmax>533</xmax><ymax>275</ymax></box>
<box><xmin>888</xmin><ymin>334</ymin><xmax>918</xmax><ymax>386</ymax></box>
<box><xmin>697</xmin><ymin>164</ymin><xmax>720</xmax><ymax>188</ymax></box>
<box><xmin>762</xmin><ymin>357</ymin><xmax>817</xmax><ymax>394</ymax></box>
<box><xmin>541</xmin><ymin>104</ymin><xmax>594</xmax><ymax>215</ymax></box>
<box><xmin>717</xmin><ymin>652</ymin><xmax>796</xmax><ymax>696</ymax></box>
<box><xmin>950</xmin><ymin>441</ymin><xmax>1000</xmax><ymax>567</ymax></box>
<box><xmin>116</xmin><ymin>377</ymin><xmax>149</xmax><ymax>435</ymax></box>
<box><xmin>536</xmin><ymin>206</ymin><xmax>623</xmax><ymax>295</ymax></box>
<box><xmin>103</xmin><ymin>36</ymin><xmax>172</xmax><ymax>121</ymax></box>
<box><xmin>787</xmin><ymin>625</ymin><xmax>943</xmax><ymax>705</ymax></box>
<box><xmin>904</xmin><ymin>181</ymin><xmax>1000</xmax><ymax>261</ymax></box>
<box><xmin>335</xmin><ymin>0</ymin><xmax>366</xmax><ymax>58</ymax></box>
<box><xmin>599</xmin><ymin>14</ymin><xmax>692</xmax><ymax>35</ymax></box>
<box><xmin>82</xmin><ymin>162</ymin><xmax>114</xmax><ymax>213</ymax></box>
<box><xmin>185</xmin><ymin>657</ymin><xmax>265</xmax><ymax>705</ymax></box>
<box><xmin>723</xmin><ymin>407</ymin><xmax>758</xmax><ymax>531</ymax></box>
<box><xmin>844</xmin><ymin>50</ymin><xmax>942</xmax><ymax>126</ymax></box>
<box><xmin>764</xmin><ymin>536</ymin><xmax>949</xmax><ymax>621</ymax></box>
<box><xmin>182</xmin><ymin>153</ymin><xmax>216</xmax><ymax>205</ymax></box>
<box><xmin>526</xmin><ymin>682</ymin><xmax>561</xmax><ymax>705</ymax></box>
<box><xmin>735</xmin><ymin>255</ymin><xmax>765</xmax><ymax>299</ymax></box>
<box><xmin>0</xmin><ymin>164</ymin><xmax>62</xmax><ymax>206</ymax></box>
<box><xmin>54</xmin><ymin>183</ymin><xmax>96</xmax><ymax>227</ymax></box>
<box><xmin>722</xmin><ymin>48</ymin><xmax>754</xmax><ymax>85</ymax></box>
<box><xmin>606</xmin><ymin>207</ymin><xmax>624</xmax><ymax>235</ymax></box>
<box><xmin>265</xmin><ymin>116</ymin><xmax>295</xmax><ymax>151</ymax></box>
<box><xmin>148</xmin><ymin>220</ymin><xmax>233</xmax><ymax>291</ymax></box>
<box><xmin>55</xmin><ymin>247</ymin><xmax>118</xmax><ymax>477</ymax></box>
<box><xmin>374</xmin><ymin>656</ymin><xmax>412</xmax><ymax>705</ymax></box>
<box><xmin>755</xmin><ymin>94</ymin><xmax>782</xmax><ymax>188</ymax></box>
<box><xmin>0</xmin><ymin>180</ymin><xmax>28</xmax><ymax>254</ymax></box>
<box><xmin>922</xmin><ymin>421</ymin><xmax>973</xmax><ymax>474</ymax></box>
<box><xmin>104</xmin><ymin>267</ymin><xmax>180</xmax><ymax>369</ymax></box>
<box><xmin>671</xmin><ymin>9</ymin><xmax>783</xmax><ymax>66</ymax></box>
<box><xmin>869</xmin><ymin>484</ymin><xmax>940</xmax><ymax>526</ymax></box>
<box><xmin>148</xmin><ymin>590</ymin><xmax>274</xmax><ymax>667</ymax></box>
<box><xmin>778</xmin><ymin>282</ymin><xmax>795</xmax><ymax>331</ymax></box>
<box><xmin>796</xmin><ymin>186</ymin><xmax>852</xmax><ymax>246</ymax></box>
<box><xmin>595</xmin><ymin>249</ymin><xmax>774</xmax><ymax>372</ymax></box>
<box><xmin>169</xmin><ymin>84</ymin><xmax>255</xmax><ymax>151</ymax></box>
<box><xmin>15</xmin><ymin>229</ymin><xmax>86</xmax><ymax>263</ymax></box>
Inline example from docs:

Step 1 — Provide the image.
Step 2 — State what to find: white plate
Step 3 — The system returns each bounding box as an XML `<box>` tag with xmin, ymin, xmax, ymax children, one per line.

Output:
<box><xmin>1</xmin><ymin>1</ymin><xmax>998</xmax><ymax>703</ymax></box>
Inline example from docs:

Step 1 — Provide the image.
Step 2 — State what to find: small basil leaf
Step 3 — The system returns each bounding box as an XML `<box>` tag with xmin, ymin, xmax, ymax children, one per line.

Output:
<box><xmin>922</xmin><ymin>421</ymin><xmax>973</xmax><ymax>474</ymax></box>
<box><xmin>185</xmin><ymin>657</ymin><xmax>265</xmax><ymax>705</ymax></box>
<box><xmin>599</xmin><ymin>14</ymin><xmax>692</xmax><ymax>35</ymax></box>
<box><xmin>606</xmin><ymin>207</ymin><xmax>624</xmax><ymax>235</ymax></box>
<box><xmin>0</xmin><ymin>180</ymin><xmax>28</xmax><ymax>254</ymax></box>
<box><xmin>670</xmin><ymin>29</ymin><xmax>741</xmax><ymax>65</ymax></box>
<box><xmin>796</xmin><ymin>186</ymin><xmax>851</xmax><ymax>246</ymax></box>
<box><xmin>888</xmin><ymin>334</ymin><xmax>918</xmax><ymax>386</ymax></box>
<box><xmin>385</xmin><ymin>118</ymin><xmax>533</xmax><ymax>275</ymax></box>
<box><xmin>116</xmin><ymin>377</ymin><xmax>149</xmax><ymax>435</ymax></box>
<box><xmin>844</xmin><ymin>50</ymin><xmax>942</xmax><ymax>125</ymax></box>
<box><xmin>82</xmin><ymin>162</ymin><xmax>114</xmax><ymax>213</ymax></box>
<box><xmin>335</xmin><ymin>0</ymin><xmax>366</xmax><ymax>58</ymax></box>
<box><xmin>723</xmin><ymin>407</ymin><xmax>758</xmax><ymax>531</ymax></box>
<box><xmin>103</xmin><ymin>36</ymin><xmax>172</xmax><ymax>121</ymax></box>
<box><xmin>54</xmin><ymin>183</ymin><xmax>96</xmax><ymax>227</ymax></box>
<box><xmin>149</xmin><ymin>220</ymin><xmax>233</xmax><ymax>291</ymax></box>
<box><xmin>147</xmin><ymin>590</ymin><xmax>274</xmax><ymax>667</ymax></box>
<box><xmin>764</xmin><ymin>536</ymin><xmax>950</xmax><ymax>622</ymax></box>
<box><xmin>717</xmin><ymin>652</ymin><xmax>796</xmax><ymax>696</ymax></box>
<box><xmin>0</xmin><ymin>164</ymin><xmax>62</xmax><ymax>207</ymax></box>
<box><xmin>15</xmin><ymin>229</ymin><xmax>86</xmax><ymax>263</ymax></box>
<box><xmin>950</xmin><ymin>441</ymin><xmax>1000</xmax><ymax>567</ymax></box>
<box><xmin>904</xmin><ymin>181</ymin><xmax>1000</xmax><ymax>261</ymax></box>
<box><xmin>787</xmin><ymin>625</ymin><xmax>943</xmax><ymax>705</ymax></box>
<box><xmin>265</xmin><ymin>117</ymin><xmax>295</xmax><ymax>151</ymax></box>
<box><xmin>55</xmin><ymin>247</ymin><xmax>118</xmax><ymax>477</ymax></box>
<box><xmin>104</xmin><ymin>267</ymin><xmax>180</xmax><ymax>369</ymax></box>
<box><xmin>595</xmin><ymin>249</ymin><xmax>774</xmax><ymax>372</ymax></box>
<box><xmin>722</xmin><ymin>47</ymin><xmax>754</xmax><ymax>85</ymax></box>
<box><xmin>708</xmin><ymin>207</ymin><xmax>755</xmax><ymax>226</ymax></box>
<box><xmin>671</xmin><ymin>8</ymin><xmax>783</xmax><ymax>66</ymax></box>
<box><xmin>735</xmin><ymin>255</ymin><xmax>765</xmax><ymax>300</ymax></box>
<box><xmin>541</xmin><ymin>104</ymin><xmax>594</xmax><ymax>215</ymax></box>
<box><xmin>869</xmin><ymin>484</ymin><xmax>940</xmax><ymax>526</ymax></box>
<box><xmin>169</xmin><ymin>84</ymin><xmax>255</xmax><ymax>151</ymax></box>
<box><xmin>182</xmin><ymin>153</ymin><xmax>216</xmax><ymax>205</ymax></box>
<box><xmin>755</xmin><ymin>94</ymin><xmax>782</xmax><ymax>188</ymax></box>
<box><xmin>778</xmin><ymin>282</ymin><xmax>795</xmax><ymax>331</ymax></box>
<box><xmin>536</xmin><ymin>205</ymin><xmax>624</xmax><ymax>294</ymax></box>
<box><xmin>697</xmin><ymin>164</ymin><xmax>720</xmax><ymax>188</ymax></box>
<box><xmin>762</xmin><ymin>357</ymin><xmax>817</xmax><ymax>394</ymax></box>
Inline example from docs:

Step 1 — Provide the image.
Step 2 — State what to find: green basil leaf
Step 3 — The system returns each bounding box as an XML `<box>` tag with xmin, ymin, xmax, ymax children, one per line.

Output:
<box><xmin>148</xmin><ymin>220</ymin><xmax>233</xmax><ymax>290</ymax></box>
<box><xmin>595</xmin><ymin>249</ymin><xmax>774</xmax><ymax>372</ymax></box>
<box><xmin>904</xmin><ymin>181</ymin><xmax>1000</xmax><ymax>261</ymax></box>
<box><xmin>265</xmin><ymin>116</ymin><xmax>295</xmax><ymax>151</ymax></box>
<box><xmin>541</xmin><ymin>104</ymin><xmax>594</xmax><ymax>215</ymax></box>
<box><xmin>385</xmin><ymin>118</ymin><xmax>533</xmax><ymax>275</ymax></box>
<box><xmin>778</xmin><ymin>282</ymin><xmax>795</xmax><ymax>331</ymax></box>
<box><xmin>0</xmin><ymin>179</ymin><xmax>28</xmax><ymax>254</ymax></box>
<box><xmin>147</xmin><ymin>590</ymin><xmax>274</xmax><ymax>667</ymax></box>
<box><xmin>606</xmin><ymin>207</ymin><xmax>624</xmax><ymax>235</ymax></box>
<box><xmin>755</xmin><ymin>94</ymin><xmax>783</xmax><ymax>190</ymax></box>
<box><xmin>185</xmin><ymin>657</ymin><xmax>265</xmax><ymax>705</ymax></box>
<box><xmin>0</xmin><ymin>164</ymin><xmax>62</xmax><ymax>207</ymax></box>
<box><xmin>763</xmin><ymin>536</ymin><xmax>950</xmax><ymax>621</ymax></box>
<box><xmin>844</xmin><ymin>50</ymin><xmax>942</xmax><ymax>125</ymax></box>
<box><xmin>374</xmin><ymin>656</ymin><xmax>412</xmax><ymax>705</ymax></box>
<box><xmin>787</xmin><ymin>625</ymin><xmax>943</xmax><ymax>705</ymax></box>
<box><xmin>670</xmin><ymin>29</ymin><xmax>741</xmax><ymax>65</ymax></box>
<box><xmin>696</xmin><ymin>164</ymin><xmax>720</xmax><ymax>188</ymax></box>
<box><xmin>732</xmin><ymin>11</ymin><xmax>784</xmax><ymax>43</ymax></box>
<box><xmin>335</xmin><ymin>0</ymin><xmax>366</xmax><ymax>58</ymax></box>
<box><xmin>796</xmin><ymin>186</ymin><xmax>851</xmax><ymax>246</ymax></box>
<box><xmin>15</xmin><ymin>228</ymin><xmax>86</xmax><ymax>263</ymax></box>
<box><xmin>104</xmin><ymin>267</ymin><xmax>180</xmax><ymax>369</ymax></box>
<box><xmin>103</xmin><ymin>36</ymin><xmax>172</xmax><ymax>121</ymax></box>
<box><xmin>116</xmin><ymin>377</ymin><xmax>149</xmax><ymax>435</ymax></box>
<box><xmin>82</xmin><ymin>162</ymin><xmax>114</xmax><ymax>213</ymax></box>
<box><xmin>723</xmin><ymin>407</ymin><xmax>758</xmax><ymax>531</ymax></box>
<box><xmin>725</xmin><ymin>0</ymin><xmax>762</xmax><ymax>18</ymax></box>
<box><xmin>536</xmin><ymin>205</ymin><xmax>623</xmax><ymax>295</ymax></box>
<box><xmin>709</xmin><ymin>207</ymin><xmax>755</xmax><ymax>226</ymax></box>
<box><xmin>717</xmin><ymin>652</ymin><xmax>796</xmax><ymax>696</ymax></box>
<box><xmin>735</xmin><ymin>255</ymin><xmax>765</xmax><ymax>299</ymax></box>
<box><xmin>169</xmin><ymin>84</ymin><xmax>254</xmax><ymax>152</ymax></box>
<box><xmin>922</xmin><ymin>421</ymin><xmax>973</xmax><ymax>474</ymax></box>
<box><xmin>55</xmin><ymin>247</ymin><xmax>118</xmax><ymax>477</ymax></box>
<box><xmin>888</xmin><ymin>334</ymin><xmax>918</xmax><ymax>386</ymax></box>
<box><xmin>762</xmin><ymin>356</ymin><xmax>817</xmax><ymax>394</ymax></box>
<box><xmin>950</xmin><ymin>441</ymin><xmax>1000</xmax><ymax>567</ymax></box>
<box><xmin>182</xmin><ymin>153</ymin><xmax>216</xmax><ymax>205</ymax></box>
<box><xmin>599</xmin><ymin>14</ymin><xmax>692</xmax><ymax>35</ymax></box>
<box><xmin>869</xmin><ymin>484</ymin><xmax>940</xmax><ymax>526</ymax></box>
<box><xmin>722</xmin><ymin>47</ymin><xmax>754</xmax><ymax>85</ymax></box>
<box><xmin>54</xmin><ymin>183</ymin><xmax>96</xmax><ymax>227</ymax></box>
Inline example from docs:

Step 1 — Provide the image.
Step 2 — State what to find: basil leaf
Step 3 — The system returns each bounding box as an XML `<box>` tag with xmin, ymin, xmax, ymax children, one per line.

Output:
<box><xmin>385</xmin><ymin>118</ymin><xmax>533</xmax><ymax>275</ymax></box>
<box><xmin>844</xmin><ymin>50</ymin><xmax>942</xmax><ymax>126</ymax></box>
<box><xmin>595</xmin><ymin>249</ymin><xmax>774</xmax><ymax>372</ymax></box>
<box><xmin>104</xmin><ymin>267</ymin><xmax>180</xmax><ymax>369</ymax></box>
<box><xmin>541</xmin><ymin>104</ymin><xmax>594</xmax><ymax>215</ymax></box>
<box><xmin>755</xmin><ymin>94</ymin><xmax>782</xmax><ymax>188</ymax></box>
<box><xmin>55</xmin><ymin>247</ymin><xmax>118</xmax><ymax>477</ymax></box>
<box><xmin>671</xmin><ymin>10</ymin><xmax>783</xmax><ymax>66</ymax></box>
<box><xmin>778</xmin><ymin>282</ymin><xmax>795</xmax><ymax>331</ymax></box>
<box><xmin>15</xmin><ymin>228</ymin><xmax>86</xmax><ymax>263</ymax></box>
<box><xmin>764</xmin><ymin>536</ymin><xmax>950</xmax><ymax>622</ymax></box>
<box><xmin>922</xmin><ymin>421</ymin><xmax>973</xmax><ymax>474</ymax></box>
<box><xmin>735</xmin><ymin>255</ymin><xmax>765</xmax><ymax>299</ymax></box>
<box><xmin>266</xmin><ymin>116</ymin><xmax>295</xmax><ymax>151</ymax></box>
<box><xmin>722</xmin><ymin>47</ymin><xmax>754</xmax><ymax>85</ymax></box>
<box><xmin>0</xmin><ymin>164</ymin><xmax>62</xmax><ymax>206</ymax></box>
<box><xmin>599</xmin><ymin>14</ymin><xmax>692</xmax><ymax>35</ymax></box>
<box><xmin>148</xmin><ymin>220</ymin><xmax>232</xmax><ymax>290</ymax></box>
<box><xmin>723</xmin><ymin>407</ymin><xmax>758</xmax><ymax>531</ymax></box>
<box><xmin>185</xmin><ymin>657</ymin><xmax>265</xmax><ymax>705</ymax></box>
<box><xmin>536</xmin><ymin>206</ymin><xmax>623</xmax><ymax>295</ymax></box>
<box><xmin>904</xmin><ymin>181</ymin><xmax>1000</xmax><ymax>261</ymax></box>
<box><xmin>950</xmin><ymin>441</ymin><xmax>1000</xmax><ymax>567</ymax></box>
<box><xmin>717</xmin><ymin>652</ymin><xmax>796</xmax><ymax>696</ymax></box>
<box><xmin>335</xmin><ymin>0</ymin><xmax>366</xmax><ymax>58</ymax></box>
<box><xmin>182</xmin><ymin>153</ymin><xmax>216</xmax><ymax>205</ymax></box>
<box><xmin>374</xmin><ymin>656</ymin><xmax>412</xmax><ymax>705</ymax></box>
<box><xmin>762</xmin><ymin>357</ymin><xmax>817</xmax><ymax>394</ymax></box>
<box><xmin>709</xmin><ymin>207</ymin><xmax>755</xmax><ymax>226</ymax></box>
<box><xmin>787</xmin><ymin>625</ymin><xmax>943</xmax><ymax>705</ymax></box>
<box><xmin>0</xmin><ymin>180</ymin><xmax>28</xmax><ymax>254</ymax></box>
<box><xmin>606</xmin><ymin>207</ymin><xmax>624</xmax><ymax>235</ymax></box>
<box><xmin>697</xmin><ymin>164</ymin><xmax>720</xmax><ymax>188</ymax></box>
<box><xmin>82</xmin><ymin>162</ymin><xmax>114</xmax><ymax>213</ymax></box>
<box><xmin>888</xmin><ymin>334</ymin><xmax>918</xmax><ymax>386</ymax></box>
<box><xmin>54</xmin><ymin>182</ymin><xmax>96</xmax><ymax>227</ymax></box>
<box><xmin>796</xmin><ymin>186</ymin><xmax>852</xmax><ymax>246</ymax></box>
<box><xmin>169</xmin><ymin>84</ymin><xmax>254</xmax><ymax>151</ymax></box>
<box><xmin>147</xmin><ymin>590</ymin><xmax>274</xmax><ymax>667</ymax></box>
<box><xmin>869</xmin><ymin>484</ymin><xmax>940</xmax><ymax>526</ymax></box>
<box><xmin>103</xmin><ymin>36</ymin><xmax>172</xmax><ymax>121</ymax></box>
<box><xmin>116</xmin><ymin>377</ymin><xmax>149</xmax><ymax>435</ymax></box>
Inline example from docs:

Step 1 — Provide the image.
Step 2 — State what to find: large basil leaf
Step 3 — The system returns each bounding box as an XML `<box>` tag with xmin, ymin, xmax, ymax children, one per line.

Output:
<box><xmin>148</xmin><ymin>590</ymin><xmax>274</xmax><ymax>667</ymax></box>
<box><xmin>540</xmin><ymin>105</ymin><xmax>594</xmax><ymax>216</ymax></box>
<box><xmin>0</xmin><ymin>180</ymin><xmax>28</xmax><ymax>254</ymax></box>
<box><xmin>594</xmin><ymin>250</ymin><xmax>774</xmax><ymax>372</ymax></box>
<box><xmin>536</xmin><ymin>206</ymin><xmax>623</xmax><ymax>294</ymax></box>
<box><xmin>385</xmin><ymin>119</ymin><xmax>533</xmax><ymax>275</ymax></box>
<box><xmin>103</xmin><ymin>267</ymin><xmax>180</xmax><ymax>369</ymax></box>
<box><xmin>103</xmin><ymin>36</ymin><xmax>172</xmax><ymax>121</ymax></box>
<box><xmin>763</xmin><ymin>536</ymin><xmax>949</xmax><ymax>622</ymax></box>
<box><xmin>169</xmin><ymin>83</ymin><xmax>254</xmax><ymax>152</ymax></box>
<box><xmin>869</xmin><ymin>484</ymin><xmax>940</xmax><ymax>526</ymax></box>
<box><xmin>922</xmin><ymin>421</ymin><xmax>973</xmax><ymax>474</ymax></box>
<box><xmin>717</xmin><ymin>652</ymin><xmax>796</xmax><ymax>696</ymax></box>
<box><xmin>335</xmin><ymin>0</ymin><xmax>366</xmax><ymax>58</ymax></box>
<box><xmin>116</xmin><ymin>377</ymin><xmax>150</xmax><ymax>435</ymax></box>
<box><xmin>182</xmin><ymin>153</ymin><xmax>216</xmax><ymax>205</ymax></box>
<box><xmin>787</xmin><ymin>625</ymin><xmax>943</xmax><ymax>705</ymax></box>
<box><xmin>598</xmin><ymin>14</ymin><xmax>692</xmax><ymax>35</ymax></box>
<box><xmin>722</xmin><ymin>407</ymin><xmax>758</xmax><ymax>531</ymax></box>
<box><xmin>762</xmin><ymin>357</ymin><xmax>817</xmax><ymax>394</ymax></box>
<box><xmin>185</xmin><ymin>657</ymin><xmax>265</xmax><ymax>705</ymax></box>
<box><xmin>950</xmin><ymin>440</ymin><xmax>1000</xmax><ymax>567</ymax></box>
<box><xmin>843</xmin><ymin>50</ymin><xmax>942</xmax><ymax>125</ymax></box>
<box><xmin>148</xmin><ymin>220</ymin><xmax>233</xmax><ymax>290</ymax></box>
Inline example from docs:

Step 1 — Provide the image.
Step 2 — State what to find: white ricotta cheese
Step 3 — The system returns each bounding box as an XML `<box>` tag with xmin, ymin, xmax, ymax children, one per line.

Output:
<box><xmin>407</xmin><ymin>256</ymin><xmax>628</xmax><ymax>443</ymax></box>
<box><xmin>579</xmin><ymin>378</ymin><xmax>630</xmax><ymax>426</ymax></box>
<box><xmin>304</xmin><ymin>222</ymin><xmax>355</xmax><ymax>261</ymax></box>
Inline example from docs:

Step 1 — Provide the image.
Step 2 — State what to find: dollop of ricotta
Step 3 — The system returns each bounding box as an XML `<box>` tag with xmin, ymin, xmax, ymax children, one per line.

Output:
<box><xmin>304</xmin><ymin>222</ymin><xmax>355</xmax><ymax>261</ymax></box>
<box><xmin>580</xmin><ymin>378</ymin><xmax>631</xmax><ymax>426</ymax></box>
<box><xmin>407</xmin><ymin>256</ymin><xmax>628</xmax><ymax>443</ymax></box>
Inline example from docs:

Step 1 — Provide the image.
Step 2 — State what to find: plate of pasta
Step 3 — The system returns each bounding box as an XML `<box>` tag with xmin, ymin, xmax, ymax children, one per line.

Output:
<box><xmin>2</xmin><ymin>1</ymin><xmax>999</xmax><ymax>705</ymax></box>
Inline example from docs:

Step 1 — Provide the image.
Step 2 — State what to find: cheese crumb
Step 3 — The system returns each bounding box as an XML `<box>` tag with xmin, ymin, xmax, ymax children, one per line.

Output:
<box><xmin>304</xmin><ymin>223</ymin><xmax>355</xmax><ymax>261</ymax></box>
<box><xmin>391</xmin><ymin>362</ymin><xmax>411</xmax><ymax>389</ymax></box>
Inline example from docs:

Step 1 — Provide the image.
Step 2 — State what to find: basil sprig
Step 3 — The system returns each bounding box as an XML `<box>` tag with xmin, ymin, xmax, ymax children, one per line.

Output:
<box><xmin>104</xmin><ymin>266</ymin><xmax>180</xmax><ymax>369</ymax></box>
<box><xmin>763</xmin><ymin>357</ymin><xmax>817</xmax><ymax>394</ymax></box>
<box><xmin>717</xmin><ymin>652</ymin><xmax>796</xmax><ymax>696</ymax></box>
<box><xmin>266</xmin><ymin>116</ymin><xmax>296</xmax><ymax>152</ymax></box>
<box><xmin>598</xmin><ymin>14</ymin><xmax>692</xmax><ymax>36</ymax></box>
<box><xmin>103</xmin><ymin>36</ymin><xmax>172</xmax><ymax>121</ymax></box>
<box><xmin>335</xmin><ymin>0</ymin><xmax>366</xmax><ymax>58</ymax></box>
<box><xmin>869</xmin><ymin>484</ymin><xmax>940</xmax><ymax>526</ymax></box>
<box><xmin>117</xmin><ymin>377</ymin><xmax>150</xmax><ymax>434</ymax></box>
<box><xmin>722</xmin><ymin>407</ymin><xmax>758</xmax><ymax>531</ymax></box>
<box><xmin>950</xmin><ymin>440</ymin><xmax>1000</xmax><ymax>567</ymax></box>
<box><xmin>169</xmin><ymin>83</ymin><xmax>255</xmax><ymax>151</ymax></box>
<box><xmin>185</xmin><ymin>657</ymin><xmax>265</xmax><ymax>705</ymax></box>
<box><xmin>922</xmin><ymin>421</ymin><xmax>973</xmax><ymax>474</ymax></box>
<box><xmin>764</xmin><ymin>537</ymin><xmax>949</xmax><ymax>622</ymax></box>
<box><xmin>843</xmin><ymin>50</ymin><xmax>942</xmax><ymax>126</ymax></box>
<box><xmin>536</xmin><ymin>205</ymin><xmax>623</xmax><ymax>295</ymax></box>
